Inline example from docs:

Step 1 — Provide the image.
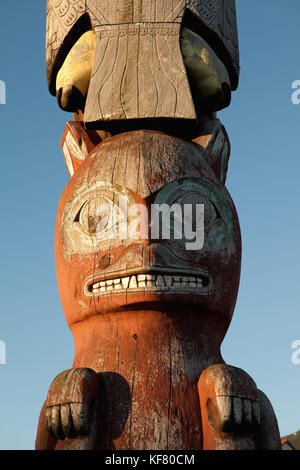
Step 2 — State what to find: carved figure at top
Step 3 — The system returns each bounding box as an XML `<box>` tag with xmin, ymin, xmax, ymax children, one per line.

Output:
<box><xmin>46</xmin><ymin>0</ymin><xmax>239</xmax><ymax>136</ymax></box>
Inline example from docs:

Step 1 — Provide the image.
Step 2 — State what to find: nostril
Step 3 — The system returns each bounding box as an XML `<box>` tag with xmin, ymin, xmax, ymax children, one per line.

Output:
<box><xmin>61</xmin><ymin>85</ymin><xmax>74</xmax><ymax>109</ymax></box>
<box><xmin>221</xmin><ymin>82</ymin><xmax>231</xmax><ymax>108</ymax></box>
<box><xmin>56</xmin><ymin>87</ymin><xmax>63</xmax><ymax>108</ymax></box>
<box><xmin>97</xmin><ymin>254</ymin><xmax>111</xmax><ymax>269</ymax></box>
<box><xmin>57</xmin><ymin>85</ymin><xmax>85</xmax><ymax>112</ymax></box>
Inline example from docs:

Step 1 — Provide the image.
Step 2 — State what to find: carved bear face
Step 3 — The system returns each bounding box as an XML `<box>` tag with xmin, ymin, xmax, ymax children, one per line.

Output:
<box><xmin>55</xmin><ymin>131</ymin><xmax>241</xmax><ymax>334</ymax></box>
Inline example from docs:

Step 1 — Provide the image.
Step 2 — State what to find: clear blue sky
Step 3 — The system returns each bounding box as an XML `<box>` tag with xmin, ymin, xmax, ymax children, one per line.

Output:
<box><xmin>0</xmin><ymin>1</ymin><xmax>299</xmax><ymax>450</ymax></box>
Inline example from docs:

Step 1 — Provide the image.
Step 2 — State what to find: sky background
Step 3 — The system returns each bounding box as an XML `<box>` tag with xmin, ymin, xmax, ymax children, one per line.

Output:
<box><xmin>0</xmin><ymin>1</ymin><xmax>299</xmax><ymax>450</ymax></box>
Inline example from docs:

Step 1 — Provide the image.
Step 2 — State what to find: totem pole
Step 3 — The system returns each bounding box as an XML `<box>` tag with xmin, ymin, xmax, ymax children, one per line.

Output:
<box><xmin>36</xmin><ymin>1</ymin><xmax>281</xmax><ymax>450</ymax></box>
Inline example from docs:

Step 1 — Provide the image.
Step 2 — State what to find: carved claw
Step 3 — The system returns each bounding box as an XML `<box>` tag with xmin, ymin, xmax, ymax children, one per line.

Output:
<box><xmin>198</xmin><ymin>364</ymin><xmax>262</xmax><ymax>449</ymax></box>
<box><xmin>44</xmin><ymin>368</ymin><xmax>99</xmax><ymax>441</ymax></box>
<box><xmin>213</xmin><ymin>395</ymin><xmax>260</xmax><ymax>434</ymax></box>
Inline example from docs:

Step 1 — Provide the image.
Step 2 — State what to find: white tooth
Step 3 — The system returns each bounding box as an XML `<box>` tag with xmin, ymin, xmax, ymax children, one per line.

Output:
<box><xmin>165</xmin><ymin>275</ymin><xmax>173</xmax><ymax>287</ymax></box>
<box><xmin>106</xmin><ymin>280</ymin><xmax>113</xmax><ymax>286</ymax></box>
<box><xmin>100</xmin><ymin>287</ymin><xmax>106</xmax><ymax>292</ymax></box>
<box><xmin>197</xmin><ymin>278</ymin><xmax>203</xmax><ymax>287</ymax></box>
<box><xmin>113</xmin><ymin>278</ymin><xmax>121</xmax><ymax>284</ymax></box>
<box><xmin>100</xmin><ymin>281</ymin><xmax>106</xmax><ymax>287</ymax></box>
<box><xmin>93</xmin><ymin>282</ymin><xmax>101</xmax><ymax>289</ymax></box>
<box><xmin>106</xmin><ymin>285</ymin><xmax>113</xmax><ymax>291</ymax></box>
<box><xmin>173</xmin><ymin>276</ymin><xmax>181</xmax><ymax>286</ymax></box>
<box><xmin>137</xmin><ymin>274</ymin><xmax>147</xmax><ymax>287</ymax></box>
<box><xmin>146</xmin><ymin>274</ymin><xmax>156</xmax><ymax>286</ymax></box>
<box><xmin>156</xmin><ymin>275</ymin><xmax>165</xmax><ymax>286</ymax></box>
<box><xmin>129</xmin><ymin>276</ymin><xmax>137</xmax><ymax>288</ymax></box>
<box><xmin>181</xmin><ymin>278</ymin><xmax>189</xmax><ymax>287</ymax></box>
<box><xmin>121</xmin><ymin>277</ymin><xmax>130</xmax><ymax>288</ymax></box>
<box><xmin>114</xmin><ymin>284</ymin><xmax>122</xmax><ymax>290</ymax></box>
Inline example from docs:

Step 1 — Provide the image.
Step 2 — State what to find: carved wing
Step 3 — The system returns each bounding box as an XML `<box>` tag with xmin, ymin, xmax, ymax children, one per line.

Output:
<box><xmin>46</xmin><ymin>0</ymin><xmax>90</xmax><ymax>95</ymax></box>
<box><xmin>187</xmin><ymin>0</ymin><xmax>239</xmax><ymax>89</ymax></box>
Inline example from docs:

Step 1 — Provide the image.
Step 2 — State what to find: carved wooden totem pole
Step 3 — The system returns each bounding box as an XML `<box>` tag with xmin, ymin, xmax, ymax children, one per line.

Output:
<box><xmin>36</xmin><ymin>0</ymin><xmax>281</xmax><ymax>450</ymax></box>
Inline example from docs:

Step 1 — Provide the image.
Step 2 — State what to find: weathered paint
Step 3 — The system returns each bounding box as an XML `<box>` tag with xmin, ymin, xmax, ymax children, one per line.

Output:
<box><xmin>37</xmin><ymin>1</ymin><xmax>281</xmax><ymax>450</ymax></box>
<box><xmin>46</xmin><ymin>0</ymin><xmax>239</xmax><ymax>126</ymax></box>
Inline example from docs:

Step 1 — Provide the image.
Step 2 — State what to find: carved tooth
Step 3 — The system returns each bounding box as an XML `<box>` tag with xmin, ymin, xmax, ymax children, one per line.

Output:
<box><xmin>106</xmin><ymin>285</ymin><xmax>113</xmax><ymax>291</ymax></box>
<box><xmin>113</xmin><ymin>278</ymin><xmax>121</xmax><ymax>284</ymax></box>
<box><xmin>145</xmin><ymin>274</ymin><xmax>156</xmax><ymax>286</ymax></box>
<box><xmin>197</xmin><ymin>278</ymin><xmax>203</xmax><ymax>287</ymax></box>
<box><xmin>121</xmin><ymin>277</ymin><xmax>130</xmax><ymax>289</ymax></box>
<box><xmin>114</xmin><ymin>283</ymin><xmax>122</xmax><ymax>290</ymax></box>
<box><xmin>137</xmin><ymin>275</ymin><xmax>147</xmax><ymax>287</ymax></box>
<box><xmin>129</xmin><ymin>276</ymin><xmax>137</xmax><ymax>288</ymax></box>
<box><xmin>156</xmin><ymin>275</ymin><xmax>165</xmax><ymax>286</ymax></box>
<box><xmin>106</xmin><ymin>280</ymin><xmax>113</xmax><ymax>286</ymax></box>
<box><xmin>100</xmin><ymin>281</ymin><xmax>106</xmax><ymax>287</ymax></box>
<box><xmin>173</xmin><ymin>276</ymin><xmax>181</xmax><ymax>286</ymax></box>
<box><xmin>189</xmin><ymin>277</ymin><xmax>196</xmax><ymax>288</ymax></box>
<box><xmin>165</xmin><ymin>275</ymin><xmax>173</xmax><ymax>287</ymax></box>
<box><xmin>181</xmin><ymin>277</ymin><xmax>189</xmax><ymax>288</ymax></box>
<box><xmin>93</xmin><ymin>282</ymin><xmax>101</xmax><ymax>289</ymax></box>
<box><xmin>100</xmin><ymin>287</ymin><xmax>106</xmax><ymax>292</ymax></box>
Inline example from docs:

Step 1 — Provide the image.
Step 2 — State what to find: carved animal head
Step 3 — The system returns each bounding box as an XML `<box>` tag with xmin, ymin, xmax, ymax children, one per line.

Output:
<box><xmin>55</xmin><ymin>130</ymin><xmax>241</xmax><ymax>337</ymax></box>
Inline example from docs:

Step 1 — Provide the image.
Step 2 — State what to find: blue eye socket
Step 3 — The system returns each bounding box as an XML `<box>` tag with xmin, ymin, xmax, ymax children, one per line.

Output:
<box><xmin>174</xmin><ymin>191</ymin><xmax>219</xmax><ymax>232</ymax></box>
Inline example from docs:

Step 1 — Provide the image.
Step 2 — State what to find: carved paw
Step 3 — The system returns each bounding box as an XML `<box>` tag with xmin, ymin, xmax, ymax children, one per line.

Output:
<box><xmin>44</xmin><ymin>368</ymin><xmax>99</xmax><ymax>441</ymax></box>
<box><xmin>199</xmin><ymin>364</ymin><xmax>261</xmax><ymax>435</ymax></box>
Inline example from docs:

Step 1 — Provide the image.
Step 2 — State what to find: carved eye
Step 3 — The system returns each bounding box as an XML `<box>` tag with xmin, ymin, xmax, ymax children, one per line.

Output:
<box><xmin>75</xmin><ymin>196</ymin><xmax>124</xmax><ymax>238</ymax></box>
<box><xmin>174</xmin><ymin>191</ymin><xmax>219</xmax><ymax>233</ymax></box>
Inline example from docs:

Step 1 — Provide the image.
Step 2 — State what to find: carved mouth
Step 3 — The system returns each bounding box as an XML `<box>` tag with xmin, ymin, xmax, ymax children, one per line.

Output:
<box><xmin>85</xmin><ymin>272</ymin><xmax>211</xmax><ymax>297</ymax></box>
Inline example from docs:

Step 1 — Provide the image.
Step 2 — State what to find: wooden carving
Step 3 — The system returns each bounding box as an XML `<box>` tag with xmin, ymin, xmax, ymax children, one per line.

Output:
<box><xmin>36</xmin><ymin>0</ymin><xmax>281</xmax><ymax>451</ymax></box>
<box><xmin>46</xmin><ymin>0</ymin><xmax>239</xmax><ymax>135</ymax></box>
